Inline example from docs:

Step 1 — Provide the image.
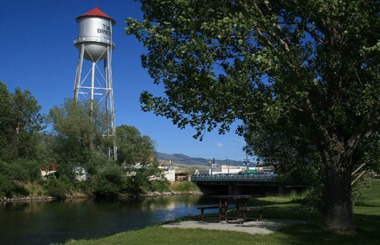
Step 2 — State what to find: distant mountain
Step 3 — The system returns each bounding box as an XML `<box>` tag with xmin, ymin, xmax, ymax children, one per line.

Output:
<box><xmin>156</xmin><ymin>152</ymin><xmax>243</xmax><ymax>166</ymax></box>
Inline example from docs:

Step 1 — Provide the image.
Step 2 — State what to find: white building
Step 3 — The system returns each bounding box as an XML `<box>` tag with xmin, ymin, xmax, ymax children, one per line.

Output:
<box><xmin>158</xmin><ymin>165</ymin><xmax>176</xmax><ymax>182</ymax></box>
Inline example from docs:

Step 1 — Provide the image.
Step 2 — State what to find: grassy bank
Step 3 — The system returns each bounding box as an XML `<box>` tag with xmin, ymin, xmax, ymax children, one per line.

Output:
<box><xmin>63</xmin><ymin>180</ymin><xmax>380</xmax><ymax>245</ymax></box>
<box><xmin>169</xmin><ymin>181</ymin><xmax>200</xmax><ymax>192</ymax></box>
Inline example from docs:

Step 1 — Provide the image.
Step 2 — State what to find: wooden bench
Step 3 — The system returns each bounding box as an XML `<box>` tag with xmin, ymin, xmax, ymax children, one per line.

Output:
<box><xmin>197</xmin><ymin>205</ymin><xmax>228</xmax><ymax>221</ymax></box>
<box><xmin>240</xmin><ymin>206</ymin><xmax>264</xmax><ymax>221</ymax></box>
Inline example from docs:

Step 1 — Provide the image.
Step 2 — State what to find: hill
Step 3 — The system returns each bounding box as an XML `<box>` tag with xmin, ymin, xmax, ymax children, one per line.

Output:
<box><xmin>156</xmin><ymin>152</ymin><xmax>243</xmax><ymax>166</ymax></box>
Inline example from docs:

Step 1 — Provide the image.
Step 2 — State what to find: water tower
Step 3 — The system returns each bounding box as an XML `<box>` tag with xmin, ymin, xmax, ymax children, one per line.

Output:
<box><xmin>73</xmin><ymin>6</ymin><xmax>117</xmax><ymax>160</ymax></box>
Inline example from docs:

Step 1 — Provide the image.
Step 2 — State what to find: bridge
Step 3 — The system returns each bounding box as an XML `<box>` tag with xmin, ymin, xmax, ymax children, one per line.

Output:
<box><xmin>191</xmin><ymin>174</ymin><xmax>306</xmax><ymax>195</ymax></box>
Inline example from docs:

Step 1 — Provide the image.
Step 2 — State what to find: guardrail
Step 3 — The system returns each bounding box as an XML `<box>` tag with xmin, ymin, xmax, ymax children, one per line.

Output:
<box><xmin>191</xmin><ymin>173</ymin><xmax>279</xmax><ymax>182</ymax></box>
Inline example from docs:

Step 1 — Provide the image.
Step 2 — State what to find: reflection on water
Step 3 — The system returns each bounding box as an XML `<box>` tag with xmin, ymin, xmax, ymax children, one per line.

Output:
<box><xmin>140</xmin><ymin>195</ymin><xmax>201</xmax><ymax>211</ymax></box>
<box><xmin>0</xmin><ymin>195</ymin><xmax>211</xmax><ymax>245</ymax></box>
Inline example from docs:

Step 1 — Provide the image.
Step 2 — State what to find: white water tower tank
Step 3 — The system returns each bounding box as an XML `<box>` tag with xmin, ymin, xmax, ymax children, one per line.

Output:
<box><xmin>74</xmin><ymin>7</ymin><xmax>116</xmax><ymax>61</ymax></box>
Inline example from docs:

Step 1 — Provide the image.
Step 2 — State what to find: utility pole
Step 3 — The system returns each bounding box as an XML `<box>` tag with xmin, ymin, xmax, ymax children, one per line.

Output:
<box><xmin>245</xmin><ymin>141</ymin><xmax>249</xmax><ymax>170</ymax></box>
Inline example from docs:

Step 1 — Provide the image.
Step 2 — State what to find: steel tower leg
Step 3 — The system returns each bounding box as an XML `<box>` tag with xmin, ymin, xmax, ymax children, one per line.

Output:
<box><xmin>74</xmin><ymin>43</ymin><xmax>85</xmax><ymax>103</ymax></box>
<box><xmin>106</xmin><ymin>45</ymin><xmax>117</xmax><ymax>161</ymax></box>
<box><xmin>90</xmin><ymin>61</ymin><xmax>96</xmax><ymax>115</ymax></box>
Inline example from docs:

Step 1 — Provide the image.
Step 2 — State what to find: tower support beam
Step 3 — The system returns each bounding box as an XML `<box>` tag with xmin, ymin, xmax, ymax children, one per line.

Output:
<box><xmin>73</xmin><ymin>7</ymin><xmax>117</xmax><ymax>160</ymax></box>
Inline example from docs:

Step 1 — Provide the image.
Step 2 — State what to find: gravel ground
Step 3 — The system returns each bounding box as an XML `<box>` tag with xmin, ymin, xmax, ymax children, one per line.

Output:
<box><xmin>161</xmin><ymin>219</ymin><xmax>305</xmax><ymax>235</ymax></box>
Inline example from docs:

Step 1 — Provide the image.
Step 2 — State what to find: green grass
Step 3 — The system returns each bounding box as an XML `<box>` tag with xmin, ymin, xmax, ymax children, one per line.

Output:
<box><xmin>169</xmin><ymin>181</ymin><xmax>201</xmax><ymax>192</ymax></box>
<box><xmin>355</xmin><ymin>179</ymin><xmax>380</xmax><ymax>207</ymax></box>
<box><xmin>63</xmin><ymin>179</ymin><xmax>380</xmax><ymax>245</ymax></box>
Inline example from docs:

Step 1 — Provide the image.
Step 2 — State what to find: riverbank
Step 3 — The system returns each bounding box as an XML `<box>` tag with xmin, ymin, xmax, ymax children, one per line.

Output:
<box><xmin>143</xmin><ymin>190</ymin><xmax>202</xmax><ymax>197</ymax></box>
<box><xmin>1</xmin><ymin>195</ymin><xmax>55</xmax><ymax>203</ymax></box>
<box><xmin>0</xmin><ymin>192</ymin><xmax>94</xmax><ymax>203</ymax></box>
<box><xmin>64</xmin><ymin>180</ymin><xmax>380</xmax><ymax>245</ymax></box>
<box><xmin>1</xmin><ymin>180</ymin><xmax>202</xmax><ymax>203</ymax></box>
<box><xmin>1</xmin><ymin>190</ymin><xmax>203</xmax><ymax>204</ymax></box>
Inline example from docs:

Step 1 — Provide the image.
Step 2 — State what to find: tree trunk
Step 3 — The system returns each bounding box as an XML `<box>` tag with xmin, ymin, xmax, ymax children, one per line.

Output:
<box><xmin>9</xmin><ymin>123</ymin><xmax>20</xmax><ymax>160</ymax></box>
<box><xmin>324</xmin><ymin>163</ymin><xmax>355</xmax><ymax>234</ymax></box>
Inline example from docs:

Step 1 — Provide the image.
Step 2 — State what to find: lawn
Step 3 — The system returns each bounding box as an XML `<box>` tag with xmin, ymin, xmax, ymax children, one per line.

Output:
<box><xmin>63</xmin><ymin>179</ymin><xmax>380</xmax><ymax>245</ymax></box>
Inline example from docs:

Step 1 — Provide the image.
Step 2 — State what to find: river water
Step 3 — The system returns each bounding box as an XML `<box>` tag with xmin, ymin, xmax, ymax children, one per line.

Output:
<box><xmin>0</xmin><ymin>195</ymin><xmax>215</xmax><ymax>245</ymax></box>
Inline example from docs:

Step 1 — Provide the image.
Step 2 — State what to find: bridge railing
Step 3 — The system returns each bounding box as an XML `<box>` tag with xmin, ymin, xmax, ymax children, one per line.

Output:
<box><xmin>191</xmin><ymin>173</ymin><xmax>279</xmax><ymax>182</ymax></box>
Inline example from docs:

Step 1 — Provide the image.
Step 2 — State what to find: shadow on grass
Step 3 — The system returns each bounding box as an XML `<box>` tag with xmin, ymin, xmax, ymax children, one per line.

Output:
<box><xmin>354</xmin><ymin>202</ymin><xmax>380</xmax><ymax>207</ymax></box>
<box><xmin>275</xmin><ymin>214</ymin><xmax>380</xmax><ymax>245</ymax></box>
<box><xmin>196</xmin><ymin>195</ymin><xmax>322</xmax><ymax>223</ymax></box>
<box><xmin>193</xmin><ymin>200</ymin><xmax>380</xmax><ymax>245</ymax></box>
<box><xmin>196</xmin><ymin>190</ymin><xmax>380</xmax><ymax>245</ymax></box>
<box><xmin>174</xmin><ymin>212</ymin><xmax>380</xmax><ymax>245</ymax></box>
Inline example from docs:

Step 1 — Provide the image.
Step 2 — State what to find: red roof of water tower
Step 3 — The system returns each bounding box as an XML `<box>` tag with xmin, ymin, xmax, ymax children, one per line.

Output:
<box><xmin>76</xmin><ymin>6</ymin><xmax>116</xmax><ymax>25</ymax></box>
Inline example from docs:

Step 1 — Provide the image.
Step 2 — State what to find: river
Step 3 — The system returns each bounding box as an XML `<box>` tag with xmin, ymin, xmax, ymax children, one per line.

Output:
<box><xmin>0</xmin><ymin>195</ymin><xmax>215</xmax><ymax>245</ymax></box>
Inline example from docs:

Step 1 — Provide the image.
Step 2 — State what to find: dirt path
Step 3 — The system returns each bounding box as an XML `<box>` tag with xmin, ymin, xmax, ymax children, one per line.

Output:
<box><xmin>161</xmin><ymin>219</ymin><xmax>305</xmax><ymax>234</ymax></box>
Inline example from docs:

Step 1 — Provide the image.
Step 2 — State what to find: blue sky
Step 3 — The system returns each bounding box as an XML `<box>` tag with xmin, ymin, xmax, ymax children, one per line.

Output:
<box><xmin>1</xmin><ymin>0</ymin><xmax>250</xmax><ymax>162</ymax></box>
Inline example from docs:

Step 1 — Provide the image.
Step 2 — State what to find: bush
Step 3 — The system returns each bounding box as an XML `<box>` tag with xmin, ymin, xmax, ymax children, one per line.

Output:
<box><xmin>0</xmin><ymin>159</ymin><xmax>40</xmax><ymax>183</ymax></box>
<box><xmin>23</xmin><ymin>182</ymin><xmax>45</xmax><ymax>196</ymax></box>
<box><xmin>0</xmin><ymin>174</ymin><xmax>14</xmax><ymax>197</ymax></box>
<box><xmin>149</xmin><ymin>180</ymin><xmax>170</xmax><ymax>192</ymax></box>
<box><xmin>84</xmin><ymin>151</ymin><xmax>112</xmax><ymax>176</ymax></box>
<box><xmin>0</xmin><ymin>174</ymin><xmax>30</xmax><ymax>198</ymax></box>
<box><xmin>0</xmin><ymin>159</ymin><xmax>41</xmax><ymax>198</ymax></box>
<box><xmin>43</xmin><ymin>177</ymin><xmax>74</xmax><ymax>198</ymax></box>
<box><xmin>93</xmin><ymin>164</ymin><xmax>127</xmax><ymax>197</ymax></box>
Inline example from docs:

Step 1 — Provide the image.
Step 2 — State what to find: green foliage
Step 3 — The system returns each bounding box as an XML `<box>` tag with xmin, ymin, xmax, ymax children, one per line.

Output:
<box><xmin>0</xmin><ymin>160</ymin><xmax>38</xmax><ymax>197</ymax></box>
<box><xmin>0</xmin><ymin>173</ymin><xmax>15</xmax><ymax>197</ymax></box>
<box><xmin>49</xmin><ymin>100</ymin><xmax>98</xmax><ymax>165</ymax></box>
<box><xmin>127</xmin><ymin>0</ymin><xmax>380</xmax><ymax>231</ymax></box>
<box><xmin>0</xmin><ymin>83</ymin><xmax>162</xmax><ymax>198</ymax></box>
<box><xmin>48</xmin><ymin>99</ymin><xmax>113</xmax><ymax>179</ymax></box>
<box><xmin>43</xmin><ymin>177</ymin><xmax>75</xmax><ymax>199</ymax></box>
<box><xmin>92</xmin><ymin>164</ymin><xmax>128</xmax><ymax>197</ymax></box>
<box><xmin>23</xmin><ymin>182</ymin><xmax>45</xmax><ymax>196</ymax></box>
<box><xmin>0</xmin><ymin>83</ymin><xmax>12</xmax><ymax>161</ymax></box>
<box><xmin>116</xmin><ymin>125</ymin><xmax>156</xmax><ymax>166</ymax></box>
<box><xmin>45</xmin><ymin>101</ymin><xmax>163</xmax><ymax>197</ymax></box>
<box><xmin>169</xmin><ymin>181</ymin><xmax>200</xmax><ymax>192</ymax></box>
<box><xmin>84</xmin><ymin>151</ymin><xmax>113</xmax><ymax>176</ymax></box>
<box><xmin>124</xmin><ymin>169</ymin><xmax>149</xmax><ymax>196</ymax></box>
<box><xmin>33</xmin><ymin>132</ymin><xmax>56</xmax><ymax>164</ymax></box>
<box><xmin>149</xmin><ymin>180</ymin><xmax>170</xmax><ymax>192</ymax></box>
<box><xmin>0</xmin><ymin>82</ymin><xmax>44</xmax><ymax>161</ymax></box>
<box><xmin>0</xmin><ymin>159</ymin><xmax>40</xmax><ymax>183</ymax></box>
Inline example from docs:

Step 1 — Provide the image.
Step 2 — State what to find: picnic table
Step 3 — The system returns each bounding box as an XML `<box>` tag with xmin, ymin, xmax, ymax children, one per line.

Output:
<box><xmin>217</xmin><ymin>195</ymin><xmax>252</xmax><ymax>208</ymax></box>
<box><xmin>202</xmin><ymin>195</ymin><xmax>264</xmax><ymax>223</ymax></box>
<box><xmin>198</xmin><ymin>195</ymin><xmax>255</xmax><ymax>222</ymax></box>
<box><xmin>197</xmin><ymin>204</ymin><xmax>228</xmax><ymax>221</ymax></box>
<box><xmin>216</xmin><ymin>195</ymin><xmax>252</xmax><ymax>222</ymax></box>
<box><xmin>197</xmin><ymin>195</ymin><xmax>264</xmax><ymax>223</ymax></box>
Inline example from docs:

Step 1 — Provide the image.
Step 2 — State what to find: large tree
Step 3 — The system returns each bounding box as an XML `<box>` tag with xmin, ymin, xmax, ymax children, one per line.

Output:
<box><xmin>126</xmin><ymin>0</ymin><xmax>380</xmax><ymax>232</ymax></box>
<box><xmin>0</xmin><ymin>82</ymin><xmax>12</xmax><ymax>160</ymax></box>
<box><xmin>0</xmin><ymin>82</ymin><xmax>43</xmax><ymax>161</ymax></box>
<box><xmin>48</xmin><ymin>99</ymin><xmax>109</xmax><ymax>176</ymax></box>
<box><xmin>116</xmin><ymin>125</ymin><xmax>156</xmax><ymax>166</ymax></box>
<box><xmin>115</xmin><ymin>125</ymin><xmax>162</xmax><ymax>195</ymax></box>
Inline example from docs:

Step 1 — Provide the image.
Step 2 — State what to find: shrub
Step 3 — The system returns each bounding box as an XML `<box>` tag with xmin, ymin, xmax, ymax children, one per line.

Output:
<box><xmin>93</xmin><ymin>165</ymin><xmax>127</xmax><ymax>197</ymax></box>
<box><xmin>43</xmin><ymin>177</ymin><xmax>74</xmax><ymax>198</ymax></box>
<box><xmin>0</xmin><ymin>174</ymin><xmax>14</xmax><ymax>197</ymax></box>
<box><xmin>0</xmin><ymin>159</ymin><xmax>40</xmax><ymax>183</ymax></box>
<box><xmin>0</xmin><ymin>159</ymin><xmax>39</xmax><ymax>198</ymax></box>
<box><xmin>0</xmin><ymin>175</ymin><xmax>30</xmax><ymax>198</ymax></box>
<box><xmin>23</xmin><ymin>182</ymin><xmax>44</xmax><ymax>196</ymax></box>
<box><xmin>149</xmin><ymin>180</ymin><xmax>170</xmax><ymax>192</ymax></box>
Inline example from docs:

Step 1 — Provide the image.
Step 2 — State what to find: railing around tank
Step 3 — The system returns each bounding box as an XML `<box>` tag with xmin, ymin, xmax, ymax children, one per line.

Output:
<box><xmin>191</xmin><ymin>173</ymin><xmax>279</xmax><ymax>182</ymax></box>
